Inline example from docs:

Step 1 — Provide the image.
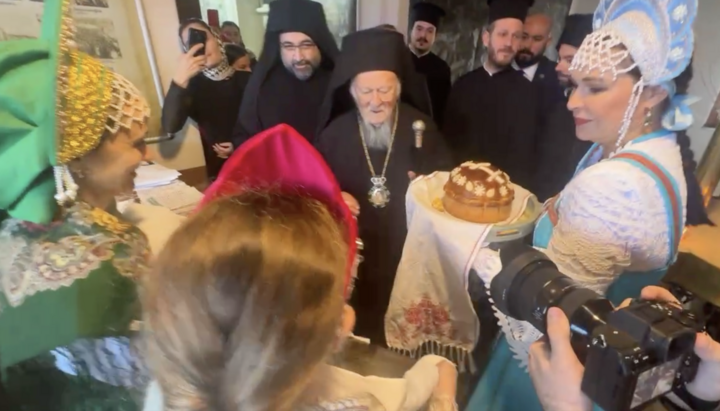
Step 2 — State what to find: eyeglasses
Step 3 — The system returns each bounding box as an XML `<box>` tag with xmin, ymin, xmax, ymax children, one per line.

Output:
<box><xmin>280</xmin><ymin>42</ymin><xmax>317</xmax><ymax>52</ymax></box>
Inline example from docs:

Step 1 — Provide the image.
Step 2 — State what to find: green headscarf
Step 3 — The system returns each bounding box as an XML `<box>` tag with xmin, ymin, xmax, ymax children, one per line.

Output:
<box><xmin>0</xmin><ymin>0</ymin><xmax>125</xmax><ymax>224</ymax></box>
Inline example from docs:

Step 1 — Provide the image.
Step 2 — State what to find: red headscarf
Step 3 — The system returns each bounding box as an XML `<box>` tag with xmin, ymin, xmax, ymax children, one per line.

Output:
<box><xmin>199</xmin><ymin>124</ymin><xmax>358</xmax><ymax>298</ymax></box>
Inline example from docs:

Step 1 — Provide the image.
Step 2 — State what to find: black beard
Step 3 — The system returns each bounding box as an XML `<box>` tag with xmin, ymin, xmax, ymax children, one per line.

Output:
<box><xmin>515</xmin><ymin>51</ymin><xmax>542</xmax><ymax>68</ymax></box>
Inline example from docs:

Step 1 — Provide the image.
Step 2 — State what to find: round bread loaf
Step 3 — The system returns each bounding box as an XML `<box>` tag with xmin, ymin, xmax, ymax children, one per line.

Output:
<box><xmin>442</xmin><ymin>162</ymin><xmax>514</xmax><ymax>223</ymax></box>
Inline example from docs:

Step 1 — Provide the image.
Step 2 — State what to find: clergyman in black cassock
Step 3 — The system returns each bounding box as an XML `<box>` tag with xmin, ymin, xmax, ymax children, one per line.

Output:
<box><xmin>532</xmin><ymin>14</ymin><xmax>593</xmax><ymax>201</ymax></box>
<box><xmin>315</xmin><ymin>28</ymin><xmax>452</xmax><ymax>346</ymax></box>
<box><xmin>409</xmin><ymin>2</ymin><xmax>452</xmax><ymax>127</ymax></box>
<box><xmin>233</xmin><ymin>0</ymin><xmax>338</xmax><ymax>145</ymax></box>
<box><xmin>443</xmin><ymin>0</ymin><xmax>539</xmax><ymax>191</ymax></box>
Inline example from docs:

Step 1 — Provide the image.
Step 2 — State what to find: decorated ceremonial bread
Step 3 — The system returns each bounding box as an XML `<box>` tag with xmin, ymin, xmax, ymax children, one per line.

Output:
<box><xmin>442</xmin><ymin>162</ymin><xmax>515</xmax><ymax>223</ymax></box>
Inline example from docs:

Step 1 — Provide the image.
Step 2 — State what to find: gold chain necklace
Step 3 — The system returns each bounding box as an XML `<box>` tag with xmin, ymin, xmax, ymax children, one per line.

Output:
<box><xmin>357</xmin><ymin>108</ymin><xmax>399</xmax><ymax>208</ymax></box>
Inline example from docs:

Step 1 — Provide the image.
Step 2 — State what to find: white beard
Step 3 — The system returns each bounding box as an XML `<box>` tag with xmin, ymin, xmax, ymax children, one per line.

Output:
<box><xmin>360</xmin><ymin>117</ymin><xmax>393</xmax><ymax>150</ymax></box>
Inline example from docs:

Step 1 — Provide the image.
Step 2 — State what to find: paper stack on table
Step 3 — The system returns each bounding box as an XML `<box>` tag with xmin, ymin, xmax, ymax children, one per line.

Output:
<box><xmin>136</xmin><ymin>181</ymin><xmax>203</xmax><ymax>216</ymax></box>
<box><xmin>134</xmin><ymin>163</ymin><xmax>181</xmax><ymax>189</ymax></box>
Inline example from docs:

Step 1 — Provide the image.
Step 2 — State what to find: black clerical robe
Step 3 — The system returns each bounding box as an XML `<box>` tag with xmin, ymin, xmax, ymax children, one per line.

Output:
<box><xmin>234</xmin><ymin>65</ymin><xmax>332</xmax><ymax>145</ymax></box>
<box><xmin>412</xmin><ymin>52</ymin><xmax>452</xmax><ymax>126</ymax></box>
<box><xmin>315</xmin><ymin>103</ymin><xmax>452</xmax><ymax>345</ymax></box>
<box><xmin>162</xmin><ymin>71</ymin><xmax>251</xmax><ymax>179</ymax></box>
<box><xmin>533</xmin><ymin>98</ymin><xmax>591</xmax><ymax>201</ymax></box>
<box><xmin>443</xmin><ymin>67</ymin><xmax>540</xmax><ymax>191</ymax></box>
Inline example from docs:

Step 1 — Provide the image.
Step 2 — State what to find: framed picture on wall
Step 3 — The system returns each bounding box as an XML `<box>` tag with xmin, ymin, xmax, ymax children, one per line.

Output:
<box><xmin>0</xmin><ymin>0</ymin><xmax>164</xmax><ymax>137</ymax></box>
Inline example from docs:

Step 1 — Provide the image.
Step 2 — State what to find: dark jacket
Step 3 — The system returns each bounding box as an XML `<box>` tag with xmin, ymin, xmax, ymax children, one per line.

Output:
<box><xmin>532</xmin><ymin>56</ymin><xmax>565</xmax><ymax>113</ymax></box>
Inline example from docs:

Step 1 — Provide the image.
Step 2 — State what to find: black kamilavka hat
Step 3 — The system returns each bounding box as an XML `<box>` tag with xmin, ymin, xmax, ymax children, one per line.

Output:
<box><xmin>557</xmin><ymin>14</ymin><xmax>594</xmax><ymax>50</ymax></box>
<box><xmin>411</xmin><ymin>2</ymin><xmax>447</xmax><ymax>29</ymax></box>
<box><xmin>487</xmin><ymin>0</ymin><xmax>534</xmax><ymax>24</ymax></box>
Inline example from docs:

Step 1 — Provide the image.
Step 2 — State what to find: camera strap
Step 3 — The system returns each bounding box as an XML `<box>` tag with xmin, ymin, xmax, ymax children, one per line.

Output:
<box><xmin>611</xmin><ymin>151</ymin><xmax>683</xmax><ymax>264</ymax></box>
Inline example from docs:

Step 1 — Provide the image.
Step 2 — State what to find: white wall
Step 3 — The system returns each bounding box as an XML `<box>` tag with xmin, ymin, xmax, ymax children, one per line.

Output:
<box><xmin>139</xmin><ymin>0</ymin><xmax>205</xmax><ymax>171</ymax></box>
<box><xmin>236</xmin><ymin>0</ymin><xmax>266</xmax><ymax>55</ymax></box>
<box><xmin>570</xmin><ymin>0</ymin><xmax>720</xmax><ymax>166</ymax></box>
<box><xmin>357</xmin><ymin>0</ymin><xmax>410</xmax><ymax>34</ymax></box>
<box><xmin>569</xmin><ymin>0</ymin><xmax>596</xmax><ymax>14</ymax></box>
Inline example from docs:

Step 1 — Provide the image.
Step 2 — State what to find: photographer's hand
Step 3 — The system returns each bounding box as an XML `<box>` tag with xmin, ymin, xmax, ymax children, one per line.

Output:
<box><xmin>528</xmin><ymin>307</ymin><xmax>592</xmax><ymax>411</ymax></box>
<box><xmin>172</xmin><ymin>44</ymin><xmax>206</xmax><ymax>89</ymax></box>
<box><xmin>687</xmin><ymin>333</ymin><xmax>720</xmax><ymax>402</ymax></box>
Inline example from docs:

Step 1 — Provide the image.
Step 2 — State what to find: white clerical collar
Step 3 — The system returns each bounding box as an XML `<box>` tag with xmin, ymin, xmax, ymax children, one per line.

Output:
<box><xmin>483</xmin><ymin>61</ymin><xmax>501</xmax><ymax>76</ymax></box>
<box><xmin>512</xmin><ymin>61</ymin><xmax>539</xmax><ymax>81</ymax></box>
<box><xmin>409</xmin><ymin>46</ymin><xmax>432</xmax><ymax>58</ymax></box>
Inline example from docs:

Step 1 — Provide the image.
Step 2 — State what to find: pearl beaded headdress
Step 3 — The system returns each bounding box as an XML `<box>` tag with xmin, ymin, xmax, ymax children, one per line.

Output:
<box><xmin>51</xmin><ymin>2</ymin><xmax>150</xmax><ymax>206</ymax></box>
<box><xmin>570</xmin><ymin>0</ymin><xmax>698</xmax><ymax>153</ymax></box>
<box><xmin>54</xmin><ymin>73</ymin><xmax>150</xmax><ymax>205</ymax></box>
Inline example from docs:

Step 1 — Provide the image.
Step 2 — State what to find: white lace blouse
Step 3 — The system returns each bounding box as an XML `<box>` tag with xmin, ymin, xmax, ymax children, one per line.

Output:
<box><xmin>547</xmin><ymin>135</ymin><xmax>687</xmax><ymax>294</ymax></box>
<box><xmin>475</xmin><ymin>134</ymin><xmax>688</xmax><ymax>368</ymax></box>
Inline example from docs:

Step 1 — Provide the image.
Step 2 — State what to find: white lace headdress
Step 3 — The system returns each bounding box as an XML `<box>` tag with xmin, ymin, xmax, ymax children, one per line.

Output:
<box><xmin>570</xmin><ymin>0</ymin><xmax>698</xmax><ymax>153</ymax></box>
<box><xmin>488</xmin><ymin>0</ymin><xmax>699</xmax><ymax>371</ymax></box>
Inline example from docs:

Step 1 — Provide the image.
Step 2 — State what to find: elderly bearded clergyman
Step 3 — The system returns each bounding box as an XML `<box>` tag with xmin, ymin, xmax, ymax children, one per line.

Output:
<box><xmin>315</xmin><ymin>28</ymin><xmax>452</xmax><ymax>346</ymax></box>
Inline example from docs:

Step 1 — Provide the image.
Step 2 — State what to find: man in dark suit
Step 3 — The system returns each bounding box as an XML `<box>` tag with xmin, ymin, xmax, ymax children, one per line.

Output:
<box><xmin>514</xmin><ymin>13</ymin><xmax>564</xmax><ymax>108</ymax></box>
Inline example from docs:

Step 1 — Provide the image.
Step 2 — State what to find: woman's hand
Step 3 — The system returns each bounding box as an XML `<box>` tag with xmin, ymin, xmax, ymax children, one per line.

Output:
<box><xmin>433</xmin><ymin>360</ymin><xmax>458</xmax><ymax>398</ymax></box>
<box><xmin>528</xmin><ymin>307</ymin><xmax>592</xmax><ymax>411</ymax></box>
<box><xmin>342</xmin><ymin>192</ymin><xmax>360</xmax><ymax>216</ymax></box>
<box><xmin>172</xmin><ymin>44</ymin><xmax>206</xmax><ymax>88</ymax></box>
<box><xmin>213</xmin><ymin>142</ymin><xmax>234</xmax><ymax>159</ymax></box>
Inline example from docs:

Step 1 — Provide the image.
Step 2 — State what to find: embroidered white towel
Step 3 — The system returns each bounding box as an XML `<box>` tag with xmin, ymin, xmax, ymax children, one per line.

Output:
<box><xmin>385</xmin><ymin>172</ymin><xmax>530</xmax><ymax>370</ymax></box>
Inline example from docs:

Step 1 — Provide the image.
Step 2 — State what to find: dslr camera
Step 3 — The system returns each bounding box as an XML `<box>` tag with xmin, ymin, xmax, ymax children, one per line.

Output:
<box><xmin>490</xmin><ymin>242</ymin><xmax>719</xmax><ymax>411</ymax></box>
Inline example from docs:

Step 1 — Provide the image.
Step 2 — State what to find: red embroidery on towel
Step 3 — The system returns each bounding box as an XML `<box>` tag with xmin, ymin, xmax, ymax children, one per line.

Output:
<box><xmin>398</xmin><ymin>294</ymin><xmax>454</xmax><ymax>342</ymax></box>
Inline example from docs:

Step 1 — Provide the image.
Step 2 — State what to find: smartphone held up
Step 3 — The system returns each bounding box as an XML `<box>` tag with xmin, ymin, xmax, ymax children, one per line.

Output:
<box><xmin>188</xmin><ymin>28</ymin><xmax>207</xmax><ymax>57</ymax></box>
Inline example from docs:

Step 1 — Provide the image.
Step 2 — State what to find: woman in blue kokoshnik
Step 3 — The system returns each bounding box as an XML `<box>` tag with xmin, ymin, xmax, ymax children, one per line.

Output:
<box><xmin>468</xmin><ymin>0</ymin><xmax>700</xmax><ymax>410</ymax></box>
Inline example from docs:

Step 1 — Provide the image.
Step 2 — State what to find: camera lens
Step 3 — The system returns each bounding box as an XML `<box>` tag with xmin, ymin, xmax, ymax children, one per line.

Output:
<box><xmin>490</xmin><ymin>244</ymin><xmax>615</xmax><ymax>360</ymax></box>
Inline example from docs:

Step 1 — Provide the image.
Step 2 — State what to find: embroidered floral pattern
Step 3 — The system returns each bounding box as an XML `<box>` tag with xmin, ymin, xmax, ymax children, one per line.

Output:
<box><xmin>396</xmin><ymin>294</ymin><xmax>453</xmax><ymax>344</ymax></box>
<box><xmin>0</xmin><ymin>202</ymin><xmax>150</xmax><ymax>309</ymax></box>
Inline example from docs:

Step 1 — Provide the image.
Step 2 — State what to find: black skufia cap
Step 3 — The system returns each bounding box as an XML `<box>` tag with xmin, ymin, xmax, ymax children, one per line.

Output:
<box><xmin>557</xmin><ymin>14</ymin><xmax>594</xmax><ymax>50</ymax></box>
<box><xmin>411</xmin><ymin>2</ymin><xmax>447</xmax><ymax>29</ymax></box>
<box><xmin>487</xmin><ymin>0</ymin><xmax>534</xmax><ymax>24</ymax></box>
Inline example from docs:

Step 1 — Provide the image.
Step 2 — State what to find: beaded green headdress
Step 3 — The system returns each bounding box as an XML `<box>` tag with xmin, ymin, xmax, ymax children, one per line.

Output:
<box><xmin>0</xmin><ymin>0</ymin><xmax>150</xmax><ymax>224</ymax></box>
